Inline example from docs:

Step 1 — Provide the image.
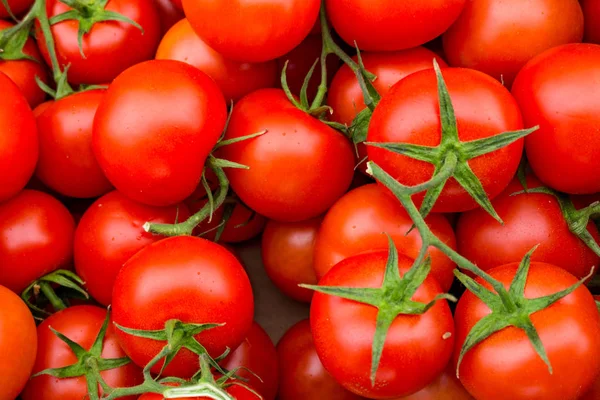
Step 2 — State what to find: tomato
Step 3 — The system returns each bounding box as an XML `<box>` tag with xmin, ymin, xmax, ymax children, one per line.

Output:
<box><xmin>442</xmin><ymin>0</ymin><xmax>584</xmax><ymax>88</ymax></box>
<box><xmin>325</xmin><ymin>0</ymin><xmax>466</xmax><ymax>51</ymax></box>
<box><xmin>583</xmin><ymin>0</ymin><xmax>600</xmax><ymax>44</ymax></box>
<box><xmin>313</xmin><ymin>184</ymin><xmax>457</xmax><ymax>290</ymax></box>
<box><xmin>93</xmin><ymin>60</ymin><xmax>227</xmax><ymax>207</ymax></box>
<box><xmin>153</xmin><ymin>0</ymin><xmax>183</xmax><ymax>35</ymax></box>
<box><xmin>581</xmin><ymin>377</ymin><xmax>600</xmax><ymax>400</ymax></box>
<box><xmin>22</xmin><ymin>306</ymin><xmax>142</xmax><ymax>400</ymax></box>
<box><xmin>261</xmin><ymin>217</ymin><xmax>321</xmax><ymax>302</ymax></box>
<box><xmin>74</xmin><ymin>190</ymin><xmax>190</xmax><ymax>306</ymax></box>
<box><xmin>367</xmin><ymin>67</ymin><xmax>525</xmax><ymax>213</ymax></box>
<box><xmin>183</xmin><ymin>0</ymin><xmax>320</xmax><ymax>63</ymax></box>
<box><xmin>36</xmin><ymin>0</ymin><xmax>161</xmax><ymax>85</ymax></box>
<box><xmin>398</xmin><ymin>361</ymin><xmax>473</xmax><ymax>400</ymax></box>
<box><xmin>512</xmin><ymin>44</ymin><xmax>600</xmax><ymax>194</ymax></box>
<box><xmin>222</xmin><ymin>322</ymin><xmax>279</xmax><ymax>400</ymax></box>
<box><xmin>112</xmin><ymin>236</ymin><xmax>254</xmax><ymax>378</ymax></box>
<box><xmin>156</xmin><ymin>19</ymin><xmax>277</xmax><ymax>103</ymax></box>
<box><xmin>0</xmin><ymin>285</ymin><xmax>37</xmax><ymax>400</ymax></box>
<box><xmin>0</xmin><ymin>190</ymin><xmax>75</xmax><ymax>293</ymax></box>
<box><xmin>0</xmin><ymin>0</ymin><xmax>32</xmax><ymax>16</ymax></box>
<box><xmin>138</xmin><ymin>384</ymin><xmax>261</xmax><ymax>400</ymax></box>
<box><xmin>0</xmin><ymin>72</ymin><xmax>38</xmax><ymax>203</ymax></box>
<box><xmin>457</xmin><ymin>176</ymin><xmax>600</xmax><ymax>280</ymax></box>
<box><xmin>221</xmin><ymin>89</ymin><xmax>354</xmax><ymax>222</ymax></box>
<box><xmin>277</xmin><ymin>319</ymin><xmax>362</xmax><ymax>400</ymax></box>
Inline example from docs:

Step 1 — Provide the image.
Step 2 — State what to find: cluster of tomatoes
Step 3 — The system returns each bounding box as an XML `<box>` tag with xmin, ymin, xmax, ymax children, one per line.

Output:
<box><xmin>2</xmin><ymin>0</ymin><xmax>600</xmax><ymax>399</ymax></box>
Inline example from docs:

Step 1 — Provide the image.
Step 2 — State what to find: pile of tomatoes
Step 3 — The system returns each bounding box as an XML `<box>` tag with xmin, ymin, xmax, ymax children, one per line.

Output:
<box><xmin>2</xmin><ymin>0</ymin><xmax>600</xmax><ymax>399</ymax></box>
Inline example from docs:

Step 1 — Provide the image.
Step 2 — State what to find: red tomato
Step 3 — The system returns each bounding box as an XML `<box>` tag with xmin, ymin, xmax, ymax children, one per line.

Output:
<box><xmin>512</xmin><ymin>44</ymin><xmax>600</xmax><ymax>194</ymax></box>
<box><xmin>0</xmin><ymin>0</ymin><xmax>32</xmax><ymax>17</ymax></box>
<box><xmin>112</xmin><ymin>236</ymin><xmax>254</xmax><ymax>378</ymax></box>
<box><xmin>156</xmin><ymin>19</ymin><xmax>277</xmax><ymax>103</ymax></box>
<box><xmin>183</xmin><ymin>0</ymin><xmax>320</xmax><ymax>62</ymax></box>
<box><xmin>0</xmin><ymin>72</ymin><xmax>38</xmax><ymax>203</ymax></box>
<box><xmin>443</xmin><ymin>0</ymin><xmax>584</xmax><ymax>87</ymax></box>
<box><xmin>74</xmin><ymin>190</ymin><xmax>190</xmax><ymax>306</ymax></box>
<box><xmin>583</xmin><ymin>0</ymin><xmax>600</xmax><ymax>44</ymax></box>
<box><xmin>367</xmin><ymin>67</ymin><xmax>525</xmax><ymax>213</ymax></box>
<box><xmin>36</xmin><ymin>0</ymin><xmax>161</xmax><ymax>85</ymax></box>
<box><xmin>93</xmin><ymin>60</ymin><xmax>227</xmax><ymax>206</ymax></box>
<box><xmin>0</xmin><ymin>190</ymin><xmax>75</xmax><ymax>293</ymax></box>
<box><xmin>261</xmin><ymin>217</ymin><xmax>321</xmax><ymax>302</ymax></box>
<box><xmin>22</xmin><ymin>306</ymin><xmax>142</xmax><ymax>400</ymax></box>
<box><xmin>138</xmin><ymin>384</ymin><xmax>261</xmax><ymax>400</ymax></box>
<box><xmin>222</xmin><ymin>322</ymin><xmax>278</xmax><ymax>400</ymax></box>
<box><xmin>325</xmin><ymin>0</ymin><xmax>466</xmax><ymax>51</ymax></box>
<box><xmin>398</xmin><ymin>361</ymin><xmax>473</xmax><ymax>400</ymax></box>
<box><xmin>153</xmin><ymin>0</ymin><xmax>183</xmax><ymax>34</ymax></box>
<box><xmin>311</xmin><ymin>251</ymin><xmax>455</xmax><ymax>398</ymax></box>
<box><xmin>313</xmin><ymin>184</ymin><xmax>457</xmax><ymax>290</ymax></box>
<box><xmin>0</xmin><ymin>285</ymin><xmax>37</xmax><ymax>400</ymax></box>
<box><xmin>221</xmin><ymin>89</ymin><xmax>354</xmax><ymax>222</ymax></box>
<box><xmin>277</xmin><ymin>319</ymin><xmax>362</xmax><ymax>400</ymax></box>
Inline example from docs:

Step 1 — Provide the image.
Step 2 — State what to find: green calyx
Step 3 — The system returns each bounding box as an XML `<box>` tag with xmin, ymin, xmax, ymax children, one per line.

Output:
<box><xmin>0</xmin><ymin>18</ymin><xmax>37</xmax><ymax>62</ymax></box>
<box><xmin>301</xmin><ymin>237</ymin><xmax>456</xmax><ymax>386</ymax></box>
<box><xmin>365</xmin><ymin>60</ymin><xmax>538</xmax><ymax>223</ymax></box>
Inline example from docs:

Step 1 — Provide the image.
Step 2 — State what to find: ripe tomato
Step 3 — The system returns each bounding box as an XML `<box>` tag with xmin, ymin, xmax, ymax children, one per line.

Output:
<box><xmin>156</xmin><ymin>19</ymin><xmax>277</xmax><ymax>103</ymax></box>
<box><xmin>221</xmin><ymin>89</ymin><xmax>354</xmax><ymax>222</ymax></box>
<box><xmin>0</xmin><ymin>190</ymin><xmax>75</xmax><ymax>293</ymax></box>
<box><xmin>22</xmin><ymin>306</ymin><xmax>143</xmax><ymax>400</ymax></box>
<box><xmin>153</xmin><ymin>0</ymin><xmax>183</xmax><ymax>34</ymax></box>
<box><xmin>398</xmin><ymin>361</ymin><xmax>473</xmax><ymax>400</ymax></box>
<box><xmin>277</xmin><ymin>319</ymin><xmax>362</xmax><ymax>400</ymax></box>
<box><xmin>454</xmin><ymin>262</ymin><xmax>600</xmax><ymax>400</ymax></box>
<box><xmin>182</xmin><ymin>0</ymin><xmax>320</xmax><ymax>62</ymax></box>
<box><xmin>0</xmin><ymin>72</ymin><xmax>38</xmax><ymax>203</ymax></box>
<box><xmin>367</xmin><ymin>67</ymin><xmax>525</xmax><ymax>213</ymax></box>
<box><xmin>313</xmin><ymin>184</ymin><xmax>457</xmax><ymax>290</ymax></box>
<box><xmin>74</xmin><ymin>190</ymin><xmax>190</xmax><ymax>306</ymax></box>
<box><xmin>442</xmin><ymin>0</ymin><xmax>584</xmax><ymax>88</ymax></box>
<box><xmin>93</xmin><ymin>60</ymin><xmax>227</xmax><ymax>207</ymax></box>
<box><xmin>583</xmin><ymin>0</ymin><xmax>600</xmax><ymax>44</ymax></box>
<box><xmin>36</xmin><ymin>0</ymin><xmax>161</xmax><ymax>85</ymax></box>
<box><xmin>311</xmin><ymin>251</ymin><xmax>455</xmax><ymax>398</ymax></box>
<box><xmin>261</xmin><ymin>217</ymin><xmax>321</xmax><ymax>303</ymax></box>
<box><xmin>222</xmin><ymin>322</ymin><xmax>279</xmax><ymax>400</ymax></box>
<box><xmin>0</xmin><ymin>0</ymin><xmax>32</xmax><ymax>17</ymax></box>
<box><xmin>0</xmin><ymin>285</ymin><xmax>37</xmax><ymax>400</ymax></box>
<box><xmin>325</xmin><ymin>0</ymin><xmax>466</xmax><ymax>51</ymax></box>
<box><xmin>512</xmin><ymin>44</ymin><xmax>600</xmax><ymax>194</ymax></box>
<box><xmin>138</xmin><ymin>384</ymin><xmax>261</xmax><ymax>400</ymax></box>
<box><xmin>112</xmin><ymin>236</ymin><xmax>254</xmax><ymax>378</ymax></box>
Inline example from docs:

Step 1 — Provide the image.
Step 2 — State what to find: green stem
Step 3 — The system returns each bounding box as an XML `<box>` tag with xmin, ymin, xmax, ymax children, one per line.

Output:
<box><xmin>38</xmin><ymin>281</ymin><xmax>67</xmax><ymax>311</ymax></box>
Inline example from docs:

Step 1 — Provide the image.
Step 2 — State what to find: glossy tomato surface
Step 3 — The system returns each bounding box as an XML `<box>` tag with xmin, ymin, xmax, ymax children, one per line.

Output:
<box><xmin>398</xmin><ymin>361</ymin><xmax>473</xmax><ymax>400</ymax></box>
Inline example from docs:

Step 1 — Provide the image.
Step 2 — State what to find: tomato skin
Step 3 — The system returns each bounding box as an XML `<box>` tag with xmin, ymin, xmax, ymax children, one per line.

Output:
<box><xmin>583</xmin><ymin>0</ymin><xmax>600</xmax><ymax>44</ymax></box>
<box><xmin>0</xmin><ymin>190</ymin><xmax>75</xmax><ymax>293</ymax></box>
<box><xmin>36</xmin><ymin>0</ymin><xmax>161</xmax><ymax>85</ymax></box>
<box><xmin>156</xmin><ymin>19</ymin><xmax>277</xmax><ymax>103</ymax></box>
<box><xmin>454</xmin><ymin>262</ymin><xmax>600</xmax><ymax>400</ymax></box>
<box><xmin>221</xmin><ymin>89</ymin><xmax>354</xmax><ymax>222</ymax></box>
<box><xmin>325</xmin><ymin>0</ymin><xmax>466</xmax><ymax>51</ymax></box>
<box><xmin>311</xmin><ymin>251</ymin><xmax>455</xmax><ymax>399</ymax></box>
<box><xmin>22</xmin><ymin>306</ymin><xmax>143</xmax><ymax>400</ymax></box>
<box><xmin>313</xmin><ymin>184</ymin><xmax>457</xmax><ymax>290</ymax></box>
<box><xmin>0</xmin><ymin>0</ymin><xmax>33</xmax><ymax>17</ymax></box>
<box><xmin>153</xmin><ymin>0</ymin><xmax>183</xmax><ymax>35</ymax></box>
<box><xmin>442</xmin><ymin>0</ymin><xmax>583</xmax><ymax>88</ymax></box>
<box><xmin>112</xmin><ymin>236</ymin><xmax>254</xmax><ymax>378</ymax></box>
<box><xmin>0</xmin><ymin>285</ymin><xmax>37</xmax><ymax>400</ymax></box>
<box><xmin>277</xmin><ymin>319</ymin><xmax>362</xmax><ymax>400</ymax></box>
<box><xmin>182</xmin><ymin>0</ymin><xmax>320</xmax><ymax>63</ymax></box>
<box><xmin>93</xmin><ymin>60</ymin><xmax>227</xmax><ymax>207</ymax></box>
<box><xmin>512</xmin><ymin>44</ymin><xmax>600</xmax><ymax>194</ymax></box>
<box><xmin>367</xmin><ymin>67</ymin><xmax>525</xmax><ymax>213</ymax></box>
<box><xmin>261</xmin><ymin>217</ymin><xmax>321</xmax><ymax>302</ymax></box>
<box><xmin>0</xmin><ymin>72</ymin><xmax>38</xmax><ymax>203</ymax></box>
<box><xmin>138</xmin><ymin>384</ymin><xmax>261</xmax><ymax>400</ymax></box>
<box><xmin>398</xmin><ymin>361</ymin><xmax>473</xmax><ymax>400</ymax></box>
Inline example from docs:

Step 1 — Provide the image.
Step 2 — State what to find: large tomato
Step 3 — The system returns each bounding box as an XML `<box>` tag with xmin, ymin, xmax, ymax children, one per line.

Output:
<box><xmin>0</xmin><ymin>0</ymin><xmax>32</xmax><ymax>17</ymax></box>
<box><xmin>0</xmin><ymin>190</ymin><xmax>75</xmax><ymax>293</ymax></box>
<box><xmin>325</xmin><ymin>0</ymin><xmax>466</xmax><ymax>51</ymax></box>
<box><xmin>367</xmin><ymin>67</ymin><xmax>525</xmax><ymax>213</ymax></box>
<box><xmin>399</xmin><ymin>361</ymin><xmax>473</xmax><ymax>400</ymax></box>
<box><xmin>512</xmin><ymin>44</ymin><xmax>600</xmax><ymax>194</ymax></box>
<box><xmin>313</xmin><ymin>184</ymin><xmax>457</xmax><ymax>290</ymax></box>
<box><xmin>0</xmin><ymin>285</ymin><xmax>37</xmax><ymax>400</ymax></box>
<box><xmin>442</xmin><ymin>0</ymin><xmax>584</xmax><ymax>87</ymax></box>
<box><xmin>220</xmin><ymin>89</ymin><xmax>354</xmax><ymax>222</ymax></box>
<box><xmin>36</xmin><ymin>0</ymin><xmax>161</xmax><ymax>85</ymax></box>
<box><xmin>583</xmin><ymin>0</ymin><xmax>600</xmax><ymax>44</ymax></box>
<box><xmin>454</xmin><ymin>262</ymin><xmax>600</xmax><ymax>400</ymax></box>
<box><xmin>74</xmin><ymin>190</ymin><xmax>190</xmax><ymax>306</ymax></box>
<box><xmin>182</xmin><ymin>0</ymin><xmax>320</xmax><ymax>62</ymax></box>
<box><xmin>0</xmin><ymin>72</ymin><xmax>38</xmax><ymax>203</ymax></box>
<box><xmin>93</xmin><ymin>60</ymin><xmax>227</xmax><ymax>206</ymax></box>
<box><xmin>156</xmin><ymin>19</ymin><xmax>277</xmax><ymax>103</ymax></box>
<box><xmin>112</xmin><ymin>236</ymin><xmax>254</xmax><ymax>378</ymax></box>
